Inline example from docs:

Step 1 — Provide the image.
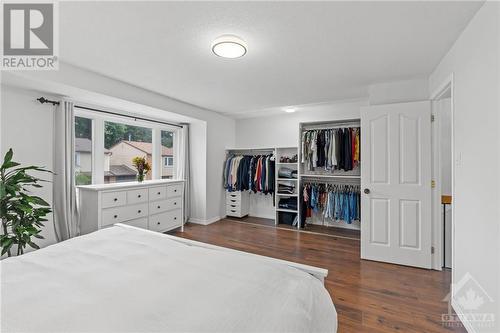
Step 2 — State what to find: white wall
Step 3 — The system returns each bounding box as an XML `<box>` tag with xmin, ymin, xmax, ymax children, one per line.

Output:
<box><xmin>368</xmin><ymin>78</ymin><xmax>429</xmax><ymax>105</ymax></box>
<box><xmin>235</xmin><ymin>100</ymin><xmax>366</xmax><ymax>148</ymax></box>
<box><xmin>429</xmin><ymin>2</ymin><xmax>499</xmax><ymax>332</ymax></box>
<box><xmin>0</xmin><ymin>86</ymin><xmax>58</xmax><ymax>248</ymax></box>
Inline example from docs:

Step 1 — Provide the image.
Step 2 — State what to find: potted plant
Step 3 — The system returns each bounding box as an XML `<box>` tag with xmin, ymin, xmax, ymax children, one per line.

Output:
<box><xmin>0</xmin><ymin>149</ymin><xmax>52</xmax><ymax>257</ymax></box>
<box><xmin>132</xmin><ymin>156</ymin><xmax>151</xmax><ymax>182</ymax></box>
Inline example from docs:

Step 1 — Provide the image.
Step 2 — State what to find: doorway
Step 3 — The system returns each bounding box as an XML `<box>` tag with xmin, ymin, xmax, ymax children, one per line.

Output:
<box><xmin>431</xmin><ymin>79</ymin><xmax>454</xmax><ymax>272</ymax></box>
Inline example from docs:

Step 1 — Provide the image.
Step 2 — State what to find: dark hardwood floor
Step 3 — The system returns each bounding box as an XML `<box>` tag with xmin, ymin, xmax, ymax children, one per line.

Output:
<box><xmin>227</xmin><ymin>216</ymin><xmax>361</xmax><ymax>240</ymax></box>
<box><xmin>170</xmin><ymin>219</ymin><xmax>464</xmax><ymax>333</ymax></box>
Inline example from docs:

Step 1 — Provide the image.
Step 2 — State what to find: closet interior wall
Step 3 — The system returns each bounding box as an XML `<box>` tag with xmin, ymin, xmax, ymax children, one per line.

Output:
<box><xmin>299</xmin><ymin>119</ymin><xmax>362</xmax><ymax>231</ymax></box>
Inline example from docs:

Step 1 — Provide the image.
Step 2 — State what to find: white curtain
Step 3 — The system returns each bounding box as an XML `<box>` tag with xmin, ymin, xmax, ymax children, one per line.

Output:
<box><xmin>53</xmin><ymin>100</ymin><xmax>79</xmax><ymax>241</ymax></box>
<box><xmin>175</xmin><ymin>124</ymin><xmax>190</xmax><ymax>223</ymax></box>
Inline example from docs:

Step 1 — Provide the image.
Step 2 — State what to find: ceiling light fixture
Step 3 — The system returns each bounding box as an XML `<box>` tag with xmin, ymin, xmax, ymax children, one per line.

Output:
<box><xmin>285</xmin><ymin>108</ymin><xmax>296</xmax><ymax>113</ymax></box>
<box><xmin>212</xmin><ymin>35</ymin><xmax>247</xmax><ymax>58</ymax></box>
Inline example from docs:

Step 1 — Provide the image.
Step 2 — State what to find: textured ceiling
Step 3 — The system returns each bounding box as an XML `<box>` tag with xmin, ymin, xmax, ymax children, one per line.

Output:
<box><xmin>59</xmin><ymin>1</ymin><xmax>482</xmax><ymax>116</ymax></box>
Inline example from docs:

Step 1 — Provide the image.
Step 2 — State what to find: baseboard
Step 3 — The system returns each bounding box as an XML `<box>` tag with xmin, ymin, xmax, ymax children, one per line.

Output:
<box><xmin>188</xmin><ymin>216</ymin><xmax>221</xmax><ymax>225</ymax></box>
<box><xmin>451</xmin><ymin>297</ymin><xmax>477</xmax><ymax>333</ymax></box>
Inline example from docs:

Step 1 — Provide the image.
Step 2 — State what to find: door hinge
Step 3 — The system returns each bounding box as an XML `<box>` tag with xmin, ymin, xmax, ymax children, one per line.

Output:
<box><xmin>431</xmin><ymin>114</ymin><xmax>435</xmax><ymax>122</ymax></box>
<box><xmin>431</xmin><ymin>180</ymin><xmax>436</xmax><ymax>188</ymax></box>
<box><xmin>431</xmin><ymin>246</ymin><xmax>435</xmax><ymax>254</ymax></box>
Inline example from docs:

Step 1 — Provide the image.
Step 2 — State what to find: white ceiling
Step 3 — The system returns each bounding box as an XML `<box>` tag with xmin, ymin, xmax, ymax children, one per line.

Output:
<box><xmin>59</xmin><ymin>1</ymin><xmax>482</xmax><ymax>117</ymax></box>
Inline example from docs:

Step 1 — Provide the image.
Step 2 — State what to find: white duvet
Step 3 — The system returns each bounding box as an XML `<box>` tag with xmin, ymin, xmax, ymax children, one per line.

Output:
<box><xmin>1</xmin><ymin>225</ymin><xmax>337</xmax><ymax>333</ymax></box>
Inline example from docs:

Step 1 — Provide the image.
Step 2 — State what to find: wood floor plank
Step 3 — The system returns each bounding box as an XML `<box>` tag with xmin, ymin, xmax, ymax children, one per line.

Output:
<box><xmin>170</xmin><ymin>219</ymin><xmax>466</xmax><ymax>333</ymax></box>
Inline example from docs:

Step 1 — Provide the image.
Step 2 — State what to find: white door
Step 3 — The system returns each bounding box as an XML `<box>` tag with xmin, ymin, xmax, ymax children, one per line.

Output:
<box><xmin>361</xmin><ymin>101</ymin><xmax>432</xmax><ymax>268</ymax></box>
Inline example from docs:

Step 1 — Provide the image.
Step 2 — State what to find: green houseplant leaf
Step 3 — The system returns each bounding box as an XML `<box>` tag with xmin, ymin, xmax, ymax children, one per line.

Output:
<box><xmin>0</xmin><ymin>148</ymin><xmax>52</xmax><ymax>257</ymax></box>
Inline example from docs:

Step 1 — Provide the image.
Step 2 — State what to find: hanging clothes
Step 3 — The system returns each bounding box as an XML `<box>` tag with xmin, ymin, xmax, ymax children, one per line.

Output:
<box><xmin>301</xmin><ymin>182</ymin><xmax>361</xmax><ymax>225</ymax></box>
<box><xmin>301</xmin><ymin>126</ymin><xmax>360</xmax><ymax>172</ymax></box>
<box><xmin>223</xmin><ymin>154</ymin><xmax>275</xmax><ymax>195</ymax></box>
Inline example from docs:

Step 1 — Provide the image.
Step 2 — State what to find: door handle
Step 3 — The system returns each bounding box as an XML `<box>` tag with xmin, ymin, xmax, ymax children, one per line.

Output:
<box><xmin>364</xmin><ymin>188</ymin><xmax>370</xmax><ymax>194</ymax></box>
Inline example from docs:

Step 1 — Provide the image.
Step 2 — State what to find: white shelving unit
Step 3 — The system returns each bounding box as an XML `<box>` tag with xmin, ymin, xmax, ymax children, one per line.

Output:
<box><xmin>298</xmin><ymin>119</ymin><xmax>362</xmax><ymax>231</ymax></box>
<box><xmin>274</xmin><ymin>147</ymin><xmax>300</xmax><ymax>228</ymax></box>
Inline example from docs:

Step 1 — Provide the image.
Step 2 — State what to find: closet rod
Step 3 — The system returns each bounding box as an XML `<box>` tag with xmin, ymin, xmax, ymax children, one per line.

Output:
<box><xmin>301</xmin><ymin>177</ymin><xmax>360</xmax><ymax>184</ymax></box>
<box><xmin>36</xmin><ymin>97</ymin><xmax>183</xmax><ymax>129</ymax></box>
<box><xmin>302</xmin><ymin>124</ymin><xmax>361</xmax><ymax>131</ymax></box>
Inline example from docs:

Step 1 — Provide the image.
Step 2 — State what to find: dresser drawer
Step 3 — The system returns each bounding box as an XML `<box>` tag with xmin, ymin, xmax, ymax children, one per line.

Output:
<box><xmin>226</xmin><ymin>206</ymin><xmax>242</xmax><ymax>217</ymax></box>
<box><xmin>166</xmin><ymin>184</ymin><xmax>183</xmax><ymax>198</ymax></box>
<box><xmin>226</xmin><ymin>202</ymin><xmax>240</xmax><ymax>210</ymax></box>
<box><xmin>122</xmin><ymin>217</ymin><xmax>148</xmax><ymax>229</ymax></box>
<box><xmin>226</xmin><ymin>196</ymin><xmax>241</xmax><ymax>205</ymax></box>
<box><xmin>127</xmin><ymin>188</ymin><xmax>148</xmax><ymax>204</ymax></box>
<box><xmin>149</xmin><ymin>210</ymin><xmax>181</xmax><ymax>232</ymax></box>
<box><xmin>149</xmin><ymin>198</ymin><xmax>180</xmax><ymax>215</ymax></box>
<box><xmin>102</xmin><ymin>191</ymin><xmax>127</xmax><ymax>208</ymax></box>
<box><xmin>149</xmin><ymin>186</ymin><xmax>167</xmax><ymax>201</ymax></box>
<box><xmin>102</xmin><ymin>203</ymin><xmax>148</xmax><ymax>227</ymax></box>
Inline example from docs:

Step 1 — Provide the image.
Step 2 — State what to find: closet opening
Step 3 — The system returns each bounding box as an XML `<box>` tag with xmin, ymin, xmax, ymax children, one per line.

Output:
<box><xmin>431</xmin><ymin>79</ymin><xmax>454</xmax><ymax>273</ymax></box>
<box><xmin>223</xmin><ymin>119</ymin><xmax>362</xmax><ymax>241</ymax></box>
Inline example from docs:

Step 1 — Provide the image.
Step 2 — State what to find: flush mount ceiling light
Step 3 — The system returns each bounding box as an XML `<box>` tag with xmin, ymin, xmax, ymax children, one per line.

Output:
<box><xmin>212</xmin><ymin>35</ymin><xmax>247</xmax><ymax>58</ymax></box>
<box><xmin>285</xmin><ymin>108</ymin><xmax>296</xmax><ymax>113</ymax></box>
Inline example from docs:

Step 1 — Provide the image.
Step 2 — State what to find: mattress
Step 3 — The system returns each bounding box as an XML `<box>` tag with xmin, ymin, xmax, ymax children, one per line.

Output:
<box><xmin>1</xmin><ymin>224</ymin><xmax>337</xmax><ymax>333</ymax></box>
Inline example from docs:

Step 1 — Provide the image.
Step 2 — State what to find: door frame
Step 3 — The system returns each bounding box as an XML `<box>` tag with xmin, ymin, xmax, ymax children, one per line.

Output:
<box><xmin>430</xmin><ymin>73</ymin><xmax>455</xmax><ymax>272</ymax></box>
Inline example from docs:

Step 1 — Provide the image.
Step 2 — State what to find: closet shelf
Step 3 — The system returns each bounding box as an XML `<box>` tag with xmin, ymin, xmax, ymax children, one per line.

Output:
<box><xmin>276</xmin><ymin>208</ymin><xmax>298</xmax><ymax>213</ymax></box>
<box><xmin>276</xmin><ymin>162</ymin><xmax>298</xmax><ymax>165</ymax></box>
<box><xmin>276</xmin><ymin>193</ymin><xmax>298</xmax><ymax>197</ymax></box>
<box><xmin>277</xmin><ymin>178</ymin><xmax>298</xmax><ymax>181</ymax></box>
<box><xmin>301</xmin><ymin>174</ymin><xmax>361</xmax><ymax>179</ymax></box>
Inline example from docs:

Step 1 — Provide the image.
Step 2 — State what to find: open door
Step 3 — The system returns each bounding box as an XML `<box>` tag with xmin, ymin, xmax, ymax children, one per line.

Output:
<box><xmin>361</xmin><ymin>101</ymin><xmax>432</xmax><ymax>269</ymax></box>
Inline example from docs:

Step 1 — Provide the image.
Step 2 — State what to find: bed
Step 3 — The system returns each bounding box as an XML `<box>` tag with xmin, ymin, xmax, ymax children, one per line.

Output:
<box><xmin>1</xmin><ymin>224</ymin><xmax>337</xmax><ymax>332</ymax></box>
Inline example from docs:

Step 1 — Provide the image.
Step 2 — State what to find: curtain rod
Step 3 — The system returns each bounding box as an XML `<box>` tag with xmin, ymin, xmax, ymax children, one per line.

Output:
<box><xmin>37</xmin><ymin>97</ymin><xmax>183</xmax><ymax>129</ymax></box>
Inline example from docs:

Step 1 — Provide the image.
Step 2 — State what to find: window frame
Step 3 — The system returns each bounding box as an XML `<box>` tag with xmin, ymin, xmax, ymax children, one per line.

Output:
<box><xmin>164</xmin><ymin>156</ymin><xmax>174</xmax><ymax>167</ymax></box>
<box><xmin>75</xmin><ymin>108</ymin><xmax>179</xmax><ymax>184</ymax></box>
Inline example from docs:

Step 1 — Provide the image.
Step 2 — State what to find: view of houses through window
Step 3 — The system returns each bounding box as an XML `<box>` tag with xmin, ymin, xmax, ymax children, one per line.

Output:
<box><xmin>161</xmin><ymin>130</ymin><xmax>174</xmax><ymax>179</ymax></box>
<box><xmin>75</xmin><ymin>116</ymin><xmax>93</xmax><ymax>185</ymax></box>
<box><xmin>104</xmin><ymin>121</ymin><xmax>153</xmax><ymax>184</ymax></box>
<box><xmin>74</xmin><ymin>116</ymin><xmax>175</xmax><ymax>185</ymax></box>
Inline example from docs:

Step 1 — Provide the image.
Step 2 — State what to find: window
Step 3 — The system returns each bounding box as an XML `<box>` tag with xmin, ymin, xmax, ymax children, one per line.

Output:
<box><xmin>164</xmin><ymin>156</ymin><xmax>174</xmax><ymax>166</ymax></box>
<box><xmin>74</xmin><ymin>109</ymin><xmax>179</xmax><ymax>185</ymax></box>
<box><xmin>75</xmin><ymin>117</ymin><xmax>92</xmax><ymax>185</ymax></box>
<box><xmin>104</xmin><ymin>121</ymin><xmax>152</xmax><ymax>184</ymax></box>
<box><xmin>161</xmin><ymin>130</ymin><xmax>175</xmax><ymax>179</ymax></box>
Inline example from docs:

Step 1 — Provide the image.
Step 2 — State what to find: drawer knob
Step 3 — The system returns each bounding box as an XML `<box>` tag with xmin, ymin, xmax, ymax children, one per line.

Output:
<box><xmin>157</xmin><ymin>205</ymin><xmax>161</xmax><ymax>209</ymax></box>
<box><xmin>138</xmin><ymin>210</ymin><xmax>141</xmax><ymax>213</ymax></box>
<box><xmin>114</xmin><ymin>198</ymin><xmax>118</xmax><ymax>202</ymax></box>
<box><xmin>174</xmin><ymin>217</ymin><xmax>177</xmax><ymax>220</ymax></box>
<box><xmin>114</xmin><ymin>215</ymin><xmax>118</xmax><ymax>219</ymax></box>
<box><xmin>138</xmin><ymin>194</ymin><xmax>141</xmax><ymax>198</ymax></box>
<box><xmin>157</xmin><ymin>222</ymin><xmax>160</xmax><ymax>225</ymax></box>
<box><xmin>174</xmin><ymin>202</ymin><xmax>177</xmax><ymax>205</ymax></box>
<box><xmin>157</xmin><ymin>192</ymin><xmax>161</xmax><ymax>195</ymax></box>
<box><xmin>174</xmin><ymin>189</ymin><xmax>177</xmax><ymax>192</ymax></box>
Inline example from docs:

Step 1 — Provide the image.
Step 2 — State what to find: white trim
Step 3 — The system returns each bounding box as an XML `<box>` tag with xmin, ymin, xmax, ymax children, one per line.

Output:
<box><xmin>115</xmin><ymin>223</ymin><xmax>328</xmax><ymax>283</ymax></box>
<box><xmin>451</xmin><ymin>297</ymin><xmax>478</xmax><ymax>333</ymax></box>
<box><xmin>188</xmin><ymin>216</ymin><xmax>221</xmax><ymax>225</ymax></box>
<box><xmin>430</xmin><ymin>73</ymin><xmax>455</xmax><ymax>273</ymax></box>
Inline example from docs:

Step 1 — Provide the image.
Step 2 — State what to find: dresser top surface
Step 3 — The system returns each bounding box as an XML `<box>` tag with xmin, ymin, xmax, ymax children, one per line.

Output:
<box><xmin>77</xmin><ymin>179</ymin><xmax>184</xmax><ymax>191</ymax></box>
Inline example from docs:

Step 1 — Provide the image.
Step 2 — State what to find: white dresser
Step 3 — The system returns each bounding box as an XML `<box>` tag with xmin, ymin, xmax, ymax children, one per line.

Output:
<box><xmin>226</xmin><ymin>191</ymin><xmax>249</xmax><ymax>218</ymax></box>
<box><xmin>78</xmin><ymin>180</ymin><xmax>185</xmax><ymax>234</ymax></box>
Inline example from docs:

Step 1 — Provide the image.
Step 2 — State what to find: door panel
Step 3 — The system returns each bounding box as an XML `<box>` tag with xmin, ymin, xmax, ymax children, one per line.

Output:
<box><xmin>370</xmin><ymin>115</ymin><xmax>390</xmax><ymax>184</ymax></box>
<box><xmin>361</xmin><ymin>101</ymin><xmax>432</xmax><ymax>268</ymax></box>
<box><xmin>370</xmin><ymin>198</ymin><xmax>390</xmax><ymax>245</ymax></box>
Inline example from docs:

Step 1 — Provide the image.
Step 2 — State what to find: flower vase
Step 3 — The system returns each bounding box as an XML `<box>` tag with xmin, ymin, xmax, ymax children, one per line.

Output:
<box><xmin>137</xmin><ymin>173</ymin><xmax>145</xmax><ymax>182</ymax></box>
